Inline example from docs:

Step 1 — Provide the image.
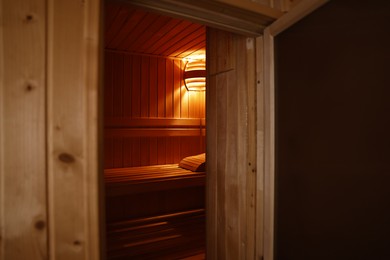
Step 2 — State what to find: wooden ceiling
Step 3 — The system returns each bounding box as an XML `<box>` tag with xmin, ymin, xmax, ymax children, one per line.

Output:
<box><xmin>105</xmin><ymin>1</ymin><xmax>206</xmax><ymax>59</ymax></box>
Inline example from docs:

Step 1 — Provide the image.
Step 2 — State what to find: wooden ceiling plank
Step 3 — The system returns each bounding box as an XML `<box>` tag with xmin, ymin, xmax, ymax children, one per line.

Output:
<box><xmin>161</xmin><ymin>26</ymin><xmax>206</xmax><ymax>57</ymax></box>
<box><xmin>136</xmin><ymin>17</ymin><xmax>186</xmax><ymax>54</ymax></box>
<box><xmin>117</xmin><ymin>12</ymin><xmax>161</xmax><ymax>51</ymax></box>
<box><xmin>151</xmin><ymin>23</ymin><xmax>203</xmax><ymax>55</ymax></box>
<box><xmin>126</xmin><ymin>15</ymin><xmax>172</xmax><ymax>53</ymax></box>
<box><xmin>147</xmin><ymin>20</ymin><xmax>193</xmax><ymax>54</ymax></box>
<box><xmin>175</xmin><ymin>41</ymin><xmax>206</xmax><ymax>58</ymax></box>
<box><xmin>106</xmin><ymin>6</ymin><xmax>136</xmax><ymax>47</ymax></box>
<box><xmin>108</xmin><ymin>8</ymin><xmax>147</xmax><ymax>49</ymax></box>
<box><xmin>105</xmin><ymin>2</ymin><xmax>122</xmax><ymax>34</ymax></box>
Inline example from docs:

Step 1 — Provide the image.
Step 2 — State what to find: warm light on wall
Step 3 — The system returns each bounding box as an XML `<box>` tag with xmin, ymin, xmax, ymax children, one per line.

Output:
<box><xmin>183</xmin><ymin>59</ymin><xmax>206</xmax><ymax>91</ymax></box>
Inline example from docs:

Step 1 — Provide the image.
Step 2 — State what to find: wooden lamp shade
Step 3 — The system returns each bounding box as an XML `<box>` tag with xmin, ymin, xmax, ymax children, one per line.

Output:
<box><xmin>184</xmin><ymin>60</ymin><xmax>206</xmax><ymax>91</ymax></box>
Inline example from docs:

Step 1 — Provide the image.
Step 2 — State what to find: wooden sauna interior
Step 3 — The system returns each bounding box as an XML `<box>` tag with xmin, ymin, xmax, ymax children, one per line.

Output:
<box><xmin>104</xmin><ymin>1</ymin><xmax>206</xmax><ymax>259</ymax></box>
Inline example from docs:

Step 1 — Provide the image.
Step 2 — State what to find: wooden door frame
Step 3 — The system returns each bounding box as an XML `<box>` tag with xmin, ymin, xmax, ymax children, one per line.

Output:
<box><xmin>262</xmin><ymin>1</ymin><xmax>330</xmax><ymax>259</ymax></box>
<box><xmin>97</xmin><ymin>0</ymin><xmax>330</xmax><ymax>259</ymax></box>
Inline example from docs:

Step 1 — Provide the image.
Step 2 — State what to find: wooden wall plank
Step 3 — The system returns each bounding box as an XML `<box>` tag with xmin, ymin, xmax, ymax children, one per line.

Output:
<box><xmin>113</xmin><ymin>138</ymin><xmax>123</xmax><ymax>168</ymax></box>
<box><xmin>207</xmin><ymin>27</ymin><xmax>257</xmax><ymax>260</ymax></box>
<box><xmin>141</xmin><ymin>56</ymin><xmax>150</xmax><ymax>117</ymax></box>
<box><xmin>105</xmin><ymin>52</ymin><xmax>114</xmax><ymax>117</ymax></box>
<box><xmin>180</xmin><ymin>61</ymin><xmax>189</xmax><ymax>118</ymax></box>
<box><xmin>165</xmin><ymin>59</ymin><xmax>174</xmax><ymax>117</ymax></box>
<box><xmin>149</xmin><ymin>57</ymin><xmax>158</xmax><ymax>117</ymax></box>
<box><xmin>255</xmin><ymin>36</ymin><xmax>265</xmax><ymax>260</ymax></box>
<box><xmin>104</xmin><ymin>50</ymin><xmax>206</xmax><ymax>168</ymax></box>
<box><xmin>132</xmin><ymin>138</ymin><xmax>141</xmax><ymax>166</ymax></box>
<box><xmin>132</xmin><ymin>55</ymin><xmax>141</xmax><ymax>117</ymax></box>
<box><xmin>158</xmin><ymin>137</ymin><xmax>167</xmax><ymax>165</ymax></box>
<box><xmin>173</xmin><ymin>59</ymin><xmax>182</xmax><ymax>117</ymax></box>
<box><xmin>47</xmin><ymin>0</ymin><xmax>102</xmax><ymax>259</ymax></box>
<box><xmin>123</xmin><ymin>54</ymin><xmax>132</xmax><ymax>116</ymax></box>
<box><xmin>215</xmin><ymin>73</ymin><xmax>228</xmax><ymax>259</ymax></box>
<box><xmin>0</xmin><ymin>0</ymin><xmax>47</xmax><ymax>259</ymax></box>
<box><xmin>157</xmin><ymin>57</ymin><xmax>166</xmax><ymax>117</ymax></box>
<box><xmin>140</xmin><ymin>138</ymin><xmax>150</xmax><ymax>166</ymax></box>
<box><xmin>113</xmin><ymin>53</ymin><xmax>124</xmax><ymax>116</ymax></box>
<box><xmin>123</xmin><ymin>138</ymin><xmax>132</xmax><ymax>167</ymax></box>
<box><xmin>105</xmin><ymin>137</ymin><xmax>114</xmax><ymax>169</ymax></box>
<box><xmin>105</xmin><ymin>118</ymin><xmax>205</xmax><ymax>128</ymax></box>
<box><xmin>206</xmin><ymin>58</ymin><xmax>218</xmax><ymax>259</ymax></box>
<box><xmin>149</xmin><ymin>137</ymin><xmax>158</xmax><ymax>165</ymax></box>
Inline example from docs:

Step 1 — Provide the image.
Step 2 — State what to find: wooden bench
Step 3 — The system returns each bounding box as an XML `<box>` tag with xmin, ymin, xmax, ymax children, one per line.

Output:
<box><xmin>106</xmin><ymin>209</ymin><xmax>205</xmax><ymax>260</ymax></box>
<box><xmin>105</xmin><ymin>164</ymin><xmax>205</xmax><ymax>197</ymax></box>
<box><xmin>104</xmin><ymin>163</ymin><xmax>206</xmax><ymax>223</ymax></box>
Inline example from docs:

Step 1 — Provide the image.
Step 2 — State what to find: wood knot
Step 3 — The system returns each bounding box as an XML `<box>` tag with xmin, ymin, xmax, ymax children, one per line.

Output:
<box><xmin>58</xmin><ymin>153</ymin><xmax>75</xmax><ymax>164</ymax></box>
<box><xmin>73</xmin><ymin>240</ymin><xmax>82</xmax><ymax>246</ymax></box>
<box><xmin>35</xmin><ymin>220</ymin><xmax>45</xmax><ymax>230</ymax></box>
<box><xmin>25</xmin><ymin>84</ymin><xmax>35</xmax><ymax>92</ymax></box>
<box><xmin>24</xmin><ymin>14</ymin><xmax>34</xmax><ymax>22</ymax></box>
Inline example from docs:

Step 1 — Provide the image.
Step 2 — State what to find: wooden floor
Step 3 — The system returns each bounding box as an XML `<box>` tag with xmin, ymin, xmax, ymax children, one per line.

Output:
<box><xmin>106</xmin><ymin>209</ymin><xmax>205</xmax><ymax>260</ymax></box>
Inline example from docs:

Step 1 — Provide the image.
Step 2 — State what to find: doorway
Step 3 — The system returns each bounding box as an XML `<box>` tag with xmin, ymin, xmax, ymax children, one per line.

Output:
<box><xmin>103</xmin><ymin>2</ymin><xmax>206</xmax><ymax>259</ymax></box>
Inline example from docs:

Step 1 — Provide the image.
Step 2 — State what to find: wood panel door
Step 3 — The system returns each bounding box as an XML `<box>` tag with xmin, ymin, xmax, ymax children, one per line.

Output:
<box><xmin>206</xmin><ymin>28</ymin><xmax>259</xmax><ymax>259</ymax></box>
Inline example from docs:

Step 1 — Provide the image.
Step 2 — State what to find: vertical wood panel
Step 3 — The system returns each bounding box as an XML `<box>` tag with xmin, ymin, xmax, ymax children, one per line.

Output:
<box><xmin>173</xmin><ymin>137</ymin><xmax>182</xmax><ymax>162</ymax></box>
<box><xmin>123</xmin><ymin>54</ymin><xmax>132</xmax><ymax>116</ymax></box>
<box><xmin>105</xmin><ymin>137</ymin><xmax>114</xmax><ymax>168</ymax></box>
<box><xmin>105</xmin><ymin>52</ymin><xmax>114</xmax><ymax>117</ymax></box>
<box><xmin>255</xmin><ymin>36</ymin><xmax>265</xmax><ymax>260</ymax></box>
<box><xmin>113</xmin><ymin>138</ymin><xmax>123</xmax><ymax>168</ymax></box>
<box><xmin>123</xmin><ymin>138</ymin><xmax>132</xmax><ymax>167</ymax></box>
<box><xmin>157</xmin><ymin>58</ymin><xmax>166</xmax><ymax>117</ymax></box>
<box><xmin>165</xmin><ymin>59</ymin><xmax>174</xmax><ymax>117</ymax></box>
<box><xmin>1</xmin><ymin>0</ymin><xmax>47</xmax><ymax>258</ymax></box>
<box><xmin>207</xmin><ymin>27</ymin><xmax>257</xmax><ymax>260</ymax></box>
<box><xmin>263</xmin><ymin>28</ymin><xmax>275</xmax><ymax>260</ymax></box>
<box><xmin>132</xmin><ymin>137</ymin><xmax>141</xmax><ymax>166</ymax></box>
<box><xmin>140</xmin><ymin>137</ymin><xmax>150</xmax><ymax>166</ymax></box>
<box><xmin>166</xmin><ymin>137</ymin><xmax>174</xmax><ymax>163</ymax></box>
<box><xmin>113</xmin><ymin>53</ymin><xmax>124</xmax><ymax>116</ymax></box>
<box><xmin>141</xmin><ymin>56</ymin><xmax>150</xmax><ymax>117</ymax></box>
<box><xmin>132</xmin><ymin>55</ymin><xmax>141</xmax><ymax>117</ymax></box>
<box><xmin>149</xmin><ymin>137</ymin><xmax>158</xmax><ymax>165</ymax></box>
<box><xmin>47</xmin><ymin>0</ymin><xmax>102</xmax><ymax>259</ymax></box>
<box><xmin>206</xmin><ymin>73</ymin><xmax>218</xmax><ymax>260</ymax></box>
<box><xmin>180</xmin><ymin>61</ymin><xmax>189</xmax><ymax>118</ymax></box>
<box><xmin>173</xmin><ymin>59</ymin><xmax>181</xmax><ymax>117</ymax></box>
<box><xmin>149</xmin><ymin>57</ymin><xmax>158</xmax><ymax>117</ymax></box>
<box><xmin>157</xmin><ymin>137</ymin><xmax>166</xmax><ymax>165</ymax></box>
<box><xmin>215</xmin><ymin>73</ymin><xmax>228</xmax><ymax>259</ymax></box>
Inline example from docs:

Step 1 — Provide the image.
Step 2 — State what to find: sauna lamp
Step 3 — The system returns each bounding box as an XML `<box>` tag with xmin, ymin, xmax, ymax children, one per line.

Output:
<box><xmin>183</xmin><ymin>59</ymin><xmax>206</xmax><ymax>91</ymax></box>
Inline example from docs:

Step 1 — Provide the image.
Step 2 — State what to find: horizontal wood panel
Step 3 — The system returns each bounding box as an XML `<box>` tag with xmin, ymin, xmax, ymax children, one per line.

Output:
<box><xmin>104</xmin><ymin>136</ymin><xmax>205</xmax><ymax>169</ymax></box>
<box><xmin>105</xmin><ymin>117</ymin><xmax>205</xmax><ymax>128</ymax></box>
<box><xmin>105</xmin><ymin>128</ymin><xmax>205</xmax><ymax>138</ymax></box>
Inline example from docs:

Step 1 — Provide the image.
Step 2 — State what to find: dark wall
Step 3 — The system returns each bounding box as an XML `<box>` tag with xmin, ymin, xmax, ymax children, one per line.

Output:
<box><xmin>275</xmin><ymin>1</ymin><xmax>390</xmax><ymax>259</ymax></box>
